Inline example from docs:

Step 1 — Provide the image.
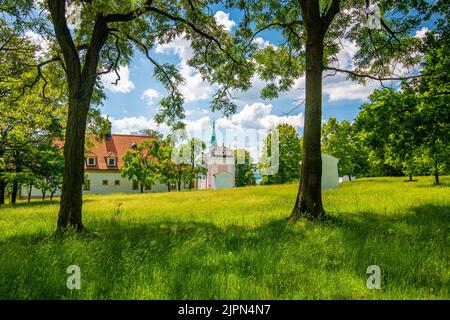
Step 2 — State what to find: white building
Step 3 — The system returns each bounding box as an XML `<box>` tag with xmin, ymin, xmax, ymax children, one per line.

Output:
<box><xmin>321</xmin><ymin>153</ymin><xmax>339</xmax><ymax>190</ymax></box>
<box><xmin>199</xmin><ymin>122</ymin><xmax>236</xmax><ymax>189</ymax></box>
<box><xmin>21</xmin><ymin>133</ymin><xmax>191</xmax><ymax>198</ymax></box>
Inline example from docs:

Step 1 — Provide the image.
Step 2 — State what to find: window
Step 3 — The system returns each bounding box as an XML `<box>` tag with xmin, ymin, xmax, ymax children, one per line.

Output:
<box><xmin>114</xmin><ymin>180</ymin><xmax>120</xmax><ymax>186</ymax></box>
<box><xmin>107</xmin><ymin>157</ymin><xmax>116</xmax><ymax>167</ymax></box>
<box><xmin>132</xmin><ymin>180</ymin><xmax>139</xmax><ymax>190</ymax></box>
<box><xmin>83</xmin><ymin>180</ymin><xmax>90</xmax><ymax>191</ymax></box>
<box><xmin>144</xmin><ymin>183</ymin><xmax>152</xmax><ymax>191</ymax></box>
<box><xmin>87</xmin><ymin>157</ymin><xmax>96</xmax><ymax>166</ymax></box>
<box><xmin>102</xmin><ymin>180</ymin><xmax>108</xmax><ymax>186</ymax></box>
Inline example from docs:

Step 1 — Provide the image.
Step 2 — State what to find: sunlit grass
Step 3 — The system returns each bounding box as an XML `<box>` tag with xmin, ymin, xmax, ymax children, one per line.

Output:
<box><xmin>0</xmin><ymin>176</ymin><xmax>449</xmax><ymax>299</ymax></box>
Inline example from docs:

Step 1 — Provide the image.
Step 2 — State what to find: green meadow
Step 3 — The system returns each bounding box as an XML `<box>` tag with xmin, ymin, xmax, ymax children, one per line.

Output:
<box><xmin>0</xmin><ymin>177</ymin><xmax>449</xmax><ymax>299</ymax></box>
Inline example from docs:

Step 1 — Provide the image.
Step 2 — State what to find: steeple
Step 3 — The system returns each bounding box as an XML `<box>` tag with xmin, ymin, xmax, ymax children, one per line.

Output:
<box><xmin>210</xmin><ymin>120</ymin><xmax>218</xmax><ymax>146</ymax></box>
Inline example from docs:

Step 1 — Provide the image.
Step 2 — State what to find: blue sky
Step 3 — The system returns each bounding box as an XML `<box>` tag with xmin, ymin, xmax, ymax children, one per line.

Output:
<box><xmin>93</xmin><ymin>8</ymin><xmax>429</xmax><ymax>160</ymax></box>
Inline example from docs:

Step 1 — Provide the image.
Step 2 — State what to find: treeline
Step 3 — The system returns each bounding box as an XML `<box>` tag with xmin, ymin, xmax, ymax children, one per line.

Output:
<box><xmin>324</xmin><ymin>28</ymin><xmax>449</xmax><ymax>184</ymax></box>
<box><xmin>0</xmin><ymin>22</ymin><xmax>111</xmax><ymax>205</ymax></box>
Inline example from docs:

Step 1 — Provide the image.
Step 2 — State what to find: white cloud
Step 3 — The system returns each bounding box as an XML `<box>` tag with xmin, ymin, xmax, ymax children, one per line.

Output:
<box><xmin>415</xmin><ymin>27</ymin><xmax>429</xmax><ymax>39</ymax></box>
<box><xmin>101</xmin><ymin>65</ymin><xmax>135</xmax><ymax>93</ymax></box>
<box><xmin>214</xmin><ymin>11</ymin><xmax>236</xmax><ymax>32</ymax></box>
<box><xmin>110</xmin><ymin>116</ymin><xmax>168</xmax><ymax>134</ymax></box>
<box><xmin>156</xmin><ymin>35</ymin><xmax>214</xmax><ymax>103</ymax></box>
<box><xmin>253</xmin><ymin>37</ymin><xmax>272</xmax><ymax>48</ymax></box>
<box><xmin>334</xmin><ymin>39</ymin><xmax>359</xmax><ymax>69</ymax></box>
<box><xmin>217</xmin><ymin>102</ymin><xmax>304</xmax><ymax>130</ymax></box>
<box><xmin>25</xmin><ymin>31</ymin><xmax>50</xmax><ymax>59</ymax></box>
<box><xmin>323</xmin><ymin>77</ymin><xmax>379</xmax><ymax>101</ymax></box>
<box><xmin>140</xmin><ymin>88</ymin><xmax>160</xmax><ymax>105</ymax></box>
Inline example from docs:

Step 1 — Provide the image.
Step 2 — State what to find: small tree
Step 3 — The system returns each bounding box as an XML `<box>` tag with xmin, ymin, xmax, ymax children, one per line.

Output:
<box><xmin>259</xmin><ymin>124</ymin><xmax>301</xmax><ymax>185</ymax></box>
<box><xmin>321</xmin><ymin>118</ymin><xmax>357</xmax><ymax>180</ymax></box>
<box><xmin>121</xmin><ymin>139</ymin><xmax>160</xmax><ymax>193</ymax></box>
<box><xmin>234</xmin><ymin>149</ymin><xmax>256</xmax><ymax>187</ymax></box>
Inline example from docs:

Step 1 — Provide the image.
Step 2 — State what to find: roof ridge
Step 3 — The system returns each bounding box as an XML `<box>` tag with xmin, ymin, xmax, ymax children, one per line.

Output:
<box><xmin>111</xmin><ymin>133</ymin><xmax>152</xmax><ymax>138</ymax></box>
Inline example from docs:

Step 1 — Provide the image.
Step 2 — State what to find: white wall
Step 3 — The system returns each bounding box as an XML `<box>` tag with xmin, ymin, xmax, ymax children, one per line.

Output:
<box><xmin>20</xmin><ymin>170</ymin><xmax>189</xmax><ymax>198</ymax></box>
<box><xmin>321</xmin><ymin>153</ymin><xmax>339</xmax><ymax>190</ymax></box>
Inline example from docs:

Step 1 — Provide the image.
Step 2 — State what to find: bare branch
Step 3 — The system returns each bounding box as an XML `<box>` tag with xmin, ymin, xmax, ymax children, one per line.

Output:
<box><xmin>324</xmin><ymin>66</ymin><xmax>424</xmax><ymax>81</ymax></box>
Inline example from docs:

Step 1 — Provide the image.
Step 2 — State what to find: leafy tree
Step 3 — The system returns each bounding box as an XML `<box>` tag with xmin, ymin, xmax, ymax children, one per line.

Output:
<box><xmin>234</xmin><ymin>149</ymin><xmax>256</xmax><ymax>187</ymax></box>
<box><xmin>137</xmin><ymin>129</ymin><xmax>164</xmax><ymax>140</ymax></box>
<box><xmin>3</xmin><ymin>0</ymin><xmax>251</xmax><ymax>234</ymax></box>
<box><xmin>414</xmin><ymin>26</ymin><xmax>450</xmax><ymax>184</ymax></box>
<box><xmin>259</xmin><ymin>124</ymin><xmax>301</xmax><ymax>185</ymax></box>
<box><xmin>322</xmin><ymin>118</ymin><xmax>367</xmax><ymax>180</ymax></box>
<box><xmin>230</xmin><ymin>0</ymin><xmax>444</xmax><ymax>220</ymax></box>
<box><xmin>35</xmin><ymin>148</ymin><xmax>64</xmax><ymax>200</ymax></box>
<box><xmin>187</xmin><ymin>137</ymin><xmax>206</xmax><ymax>190</ymax></box>
<box><xmin>158</xmin><ymin>139</ymin><xmax>177</xmax><ymax>192</ymax></box>
<box><xmin>121</xmin><ymin>138</ymin><xmax>160</xmax><ymax>193</ymax></box>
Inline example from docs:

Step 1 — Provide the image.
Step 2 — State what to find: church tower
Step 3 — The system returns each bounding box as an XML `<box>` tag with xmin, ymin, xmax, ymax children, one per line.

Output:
<box><xmin>201</xmin><ymin>121</ymin><xmax>235</xmax><ymax>189</ymax></box>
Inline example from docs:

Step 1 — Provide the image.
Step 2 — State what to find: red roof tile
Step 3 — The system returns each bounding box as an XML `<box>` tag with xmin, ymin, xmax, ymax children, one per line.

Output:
<box><xmin>80</xmin><ymin>134</ymin><xmax>152</xmax><ymax>170</ymax></box>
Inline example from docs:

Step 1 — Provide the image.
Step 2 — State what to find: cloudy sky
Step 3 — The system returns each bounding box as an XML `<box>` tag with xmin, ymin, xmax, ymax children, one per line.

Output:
<box><xmin>94</xmin><ymin>7</ymin><xmax>428</xmax><ymax>160</ymax></box>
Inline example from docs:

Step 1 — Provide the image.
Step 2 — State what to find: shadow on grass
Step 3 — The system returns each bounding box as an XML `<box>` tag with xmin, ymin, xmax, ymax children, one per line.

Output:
<box><xmin>1</xmin><ymin>202</ymin><xmax>448</xmax><ymax>299</ymax></box>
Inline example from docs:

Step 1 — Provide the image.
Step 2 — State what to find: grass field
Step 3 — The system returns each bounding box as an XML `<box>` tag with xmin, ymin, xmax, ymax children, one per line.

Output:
<box><xmin>0</xmin><ymin>176</ymin><xmax>449</xmax><ymax>299</ymax></box>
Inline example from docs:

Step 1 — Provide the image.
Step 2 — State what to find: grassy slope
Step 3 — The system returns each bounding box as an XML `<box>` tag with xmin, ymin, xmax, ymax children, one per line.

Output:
<box><xmin>0</xmin><ymin>176</ymin><xmax>449</xmax><ymax>299</ymax></box>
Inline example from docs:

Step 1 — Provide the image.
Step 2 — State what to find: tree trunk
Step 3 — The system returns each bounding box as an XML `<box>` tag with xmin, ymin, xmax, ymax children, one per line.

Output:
<box><xmin>42</xmin><ymin>191</ymin><xmax>46</xmax><ymax>201</ymax></box>
<box><xmin>167</xmin><ymin>183</ymin><xmax>171</xmax><ymax>192</ymax></box>
<box><xmin>140</xmin><ymin>183</ymin><xmax>144</xmax><ymax>193</ymax></box>
<box><xmin>11</xmin><ymin>181</ymin><xmax>18</xmax><ymax>204</ymax></box>
<box><xmin>348</xmin><ymin>175</ymin><xmax>352</xmax><ymax>181</ymax></box>
<box><xmin>0</xmin><ymin>180</ymin><xmax>5</xmax><ymax>205</ymax></box>
<box><xmin>289</xmin><ymin>4</ymin><xmax>326</xmax><ymax>221</ymax></box>
<box><xmin>433</xmin><ymin>159</ymin><xmax>440</xmax><ymax>185</ymax></box>
<box><xmin>49</xmin><ymin>0</ymin><xmax>108</xmax><ymax>235</ymax></box>
<box><xmin>56</xmin><ymin>96</ymin><xmax>90</xmax><ymax>234</ymax></box>
<box><xmin>27</xmin><ymin>185</ymin><xmax>32</xmax><ymax>203</ymax></box>
<box><xmin>409</xmin><ymin>173</ymin><xmax>413</xmax><ymax>181</ymax></box>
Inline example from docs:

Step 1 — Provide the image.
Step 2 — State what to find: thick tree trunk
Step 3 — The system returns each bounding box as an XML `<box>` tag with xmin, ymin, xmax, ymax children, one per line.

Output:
<box><xmin>11</xmin><ymin>181</ymin><xmax>18</xmax><ymax>204</ymax></box>
<box><xmin>289</xmin><ymin>6</ymin><xmax>326</xmax><ymax>221</ymax></box>
<box><xmin>0</xmin><ymin>180</ymin><xmax>5</xmax><ymax>205</ymax></box>
<box><xmin>140</xmin><ymin>183</ymin><xmax>144</xmax><ymax>193</ymax></box>
<box><xmin>56</xmin><ymin>97</ymin><xmax>89</xmax><ymax>233</ymax></box>
<box><xmin>42</xmin><ymin>191</ymin><xmax>46</xmax><ymax>201</ymax></box>
<box><xmin>49</xmin><ymin>0</ymin><xmax>108</xmax><ymax>235</ymax></box>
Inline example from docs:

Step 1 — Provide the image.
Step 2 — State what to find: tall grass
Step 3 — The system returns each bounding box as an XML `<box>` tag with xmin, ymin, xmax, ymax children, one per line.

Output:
<box><xmin>0</xmin><ymin>176</ymin><xmax>448</xmax><ymax>299</ymax></box>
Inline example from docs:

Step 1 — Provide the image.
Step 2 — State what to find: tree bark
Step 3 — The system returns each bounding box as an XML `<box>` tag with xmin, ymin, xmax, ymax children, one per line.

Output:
<box><xmin>433</xmin><ymin>159</ymin><xmax>440</xmax><ymax>185</ymax></box>
<box><xmin>27</xmin><ymin>185</ymin><xmax>32</xmax><ymax>203</ymax></box>
<box><xmin>0</xmin><ymin>180</ymin><xmax>5</xmax><ymax>205</ymax></box>
<box><xmin>290</xmin><ymin>0</ymin><xmax>339</xmax><ymax>221</ymax></box>
<box><xmin>11</xmin><ymin>181</ymin><xmax>18</xmax><ymax>204</ymax></box>
<box><xmin>49</xmin><ymin>0</ymin><xmax>108</xmax><ymax>235</ymax></box>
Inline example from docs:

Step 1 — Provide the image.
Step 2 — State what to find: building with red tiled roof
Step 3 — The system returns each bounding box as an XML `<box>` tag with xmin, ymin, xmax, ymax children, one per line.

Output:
<box><xmin>23</xmin><ymin>132</ymin><xmax>192</xmax><ymax>197</ymax></box>
<box><xmin>84</xmin><ymin>134</ymin><xmax>152</xmax><ymax>171</ymax></box>
<box><xmin>79</xmin><ymin>133</ymin><xmax>181</xmax><ymax>194</ymax></box>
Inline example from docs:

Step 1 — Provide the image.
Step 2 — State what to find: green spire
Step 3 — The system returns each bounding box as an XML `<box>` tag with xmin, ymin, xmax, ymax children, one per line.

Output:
<box><xmin>210</xmin><ymin>120</ymin><xmax>217</xmax><ymax>146</ymax></box>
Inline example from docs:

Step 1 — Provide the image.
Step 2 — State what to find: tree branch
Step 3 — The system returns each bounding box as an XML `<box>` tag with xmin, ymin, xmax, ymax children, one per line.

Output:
<box><xmin>324</xmin><ymin>66</ymin><xmax>424</xmax><ymax>81</ymax></box>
